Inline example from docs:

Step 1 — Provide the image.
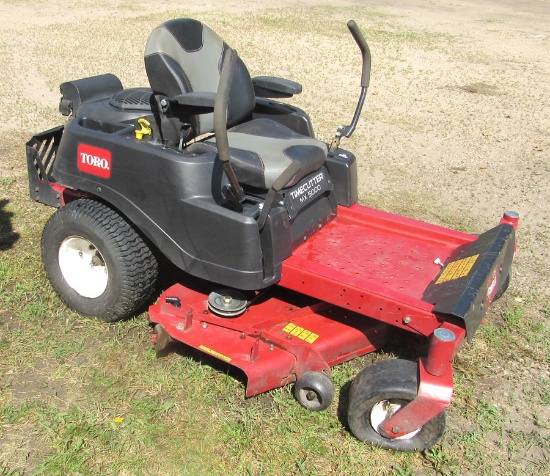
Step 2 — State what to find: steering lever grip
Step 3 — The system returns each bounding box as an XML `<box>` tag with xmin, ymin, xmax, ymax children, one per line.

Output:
<box><xmin>347</xmin><ymin>20</ymin><xmax>371</xmax><ymax>89</ymax></box>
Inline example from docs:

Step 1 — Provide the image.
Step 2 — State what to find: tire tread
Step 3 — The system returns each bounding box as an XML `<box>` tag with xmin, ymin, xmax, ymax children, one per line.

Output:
<box><xmin>42</xmin><ymin>199</ymin><xmax>158</xmax><ymax>321</ymax></box>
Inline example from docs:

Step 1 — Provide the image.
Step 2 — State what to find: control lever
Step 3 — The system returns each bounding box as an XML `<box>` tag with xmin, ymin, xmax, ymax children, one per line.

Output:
<box><xmin>329</xmin><ymin>20</ymin><xmax>371</xmax><ymax>156</ymax></box>
<box><xmin>214</xmin><ymin>48</ymin><xmax>245</xmax><ymax>211</ymax></box>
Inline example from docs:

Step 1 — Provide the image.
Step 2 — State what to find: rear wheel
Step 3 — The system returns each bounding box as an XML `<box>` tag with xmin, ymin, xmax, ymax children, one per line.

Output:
<box><xmin>347</xmin><ymin>359</ymin><xmax>445</xmax><ymax>452</ymax></box>
<box><xmin>42</xmin><ymin>199</ymin><xmax>158</xmax><ymax>321</ymax></box>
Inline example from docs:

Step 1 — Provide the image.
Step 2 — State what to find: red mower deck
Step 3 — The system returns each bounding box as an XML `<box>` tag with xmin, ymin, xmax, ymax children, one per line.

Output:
<box><xmin>149</xmin><ymin>283</ymin><xmax>391</xmax><ymax>397</ymax></box>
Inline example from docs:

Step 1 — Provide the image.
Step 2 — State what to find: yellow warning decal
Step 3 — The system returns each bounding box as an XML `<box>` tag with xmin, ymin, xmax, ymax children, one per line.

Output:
<box><xmin>199</xmin><ymin>345</ymin><xmax>232</xmax><ymax>362</ymax></box>
<box><xmin>282</xmin><ymin>323</ymin><xmax>319</xmax><ymax>344</ymax></box>
<box><xmin>436</xmin><ymin>254</ymin><xmax>479</xmax><ymax>284</ymax></box>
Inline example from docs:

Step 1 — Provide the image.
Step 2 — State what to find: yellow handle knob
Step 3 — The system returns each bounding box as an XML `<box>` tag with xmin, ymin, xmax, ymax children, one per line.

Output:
<box><xmin>135</xmin><ymin>118</ymin><xmax>152</xmax><ymax>140</ymax></box>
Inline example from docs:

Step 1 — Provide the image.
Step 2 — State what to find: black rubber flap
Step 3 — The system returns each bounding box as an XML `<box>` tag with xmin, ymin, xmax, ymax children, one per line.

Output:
<box><xmin>423</xmin><ymin>223</ymin><xmax>515</xmax><ymax>341</ymax></box>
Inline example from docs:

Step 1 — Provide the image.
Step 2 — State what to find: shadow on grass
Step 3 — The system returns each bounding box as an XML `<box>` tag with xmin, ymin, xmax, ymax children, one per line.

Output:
<box><xmin>0</xmin><ymin>199</ymin><xmax>20</xmax><ymax>250</ymax></box>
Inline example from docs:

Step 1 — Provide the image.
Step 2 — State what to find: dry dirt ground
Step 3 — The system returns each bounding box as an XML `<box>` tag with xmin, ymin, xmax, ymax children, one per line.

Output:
<box><xmin>2</xmin><ymin>0</ymin><xmax>548</xmax><ymax>292</ymax></box>
<box><xmin>0</xmin><ymin>0</ymin><xmax>549</xmax><ymax>474</ymax></box>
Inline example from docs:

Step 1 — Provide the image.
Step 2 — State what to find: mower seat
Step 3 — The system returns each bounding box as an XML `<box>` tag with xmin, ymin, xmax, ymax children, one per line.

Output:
<box><xmin>144</xmin><ymin>18</ymin><xmax>327</xmax><ymax>189</ymax></box>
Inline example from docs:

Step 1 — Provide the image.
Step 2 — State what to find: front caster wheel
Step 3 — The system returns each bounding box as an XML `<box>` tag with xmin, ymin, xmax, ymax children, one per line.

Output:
<box><xmin>348</xmin><ymin>359</ymin><xmax>445</xmax><ymax>452</ymax></box>
<box><xmin>294</xmin><ymin>371</ymin><xmax>335</xmax><ymax>411</ymax></box>
<box><xmin>42</xmin><ymin>199</ymin><xmax>158</xmax><ymax>322</ymax></box>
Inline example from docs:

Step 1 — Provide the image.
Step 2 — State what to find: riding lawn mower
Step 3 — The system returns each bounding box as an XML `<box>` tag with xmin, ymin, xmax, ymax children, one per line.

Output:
<box><xmin>26</xmin><ymin>18</ymin><xmax>518</xmax><ymax>451</ymax></box>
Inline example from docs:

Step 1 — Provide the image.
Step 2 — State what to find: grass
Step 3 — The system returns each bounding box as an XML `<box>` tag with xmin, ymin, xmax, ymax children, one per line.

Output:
<box><xmin>2</xmin><ymin>185</ymin><xmax>548</xmax><ymax>475</ymax></box>
<box><xmin>1</xmin><ymin>2</ymin><xmax>549</xmax><ymax>475</ymax></box>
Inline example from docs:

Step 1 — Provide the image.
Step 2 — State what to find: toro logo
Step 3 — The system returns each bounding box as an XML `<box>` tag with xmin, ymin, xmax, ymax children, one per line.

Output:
<box><xmin>77</xmin><ymin>144</ymin><xmax>112</xmax><ymax>179</ymax></box>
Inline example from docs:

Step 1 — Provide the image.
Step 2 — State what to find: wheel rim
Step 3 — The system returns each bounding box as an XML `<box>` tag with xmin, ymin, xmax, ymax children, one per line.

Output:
<box><xmin>297</xmin><ymin>387</ymin><xmax>323</xmax><ymax>410</ymax></box>
<box><xmin>370</xmin><ymin>399</ymin><xmax>421</xmax><ymax>440</ymax></box>
<box><xmin>58</xmin><ymin>236</ymin><xmax>108</xmax><ymax>298</ymax></box>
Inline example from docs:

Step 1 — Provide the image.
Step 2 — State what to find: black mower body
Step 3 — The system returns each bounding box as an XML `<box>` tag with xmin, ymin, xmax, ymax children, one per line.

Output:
<box><xmin>28</xmin><ymin>74</ymin><xmax>358</xmax><ymax>290</ymax></box>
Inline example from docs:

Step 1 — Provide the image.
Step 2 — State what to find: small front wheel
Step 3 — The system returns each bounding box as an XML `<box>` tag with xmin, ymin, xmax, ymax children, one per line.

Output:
<box><xmin>294</xmin><ymin>371</ymin><xmax>335</xmax><ymax>411</ymax></box>
<box><xmin>348</xmin><ymin>359</ymin><xmax>445</xmax><ymax>452</ymax></box>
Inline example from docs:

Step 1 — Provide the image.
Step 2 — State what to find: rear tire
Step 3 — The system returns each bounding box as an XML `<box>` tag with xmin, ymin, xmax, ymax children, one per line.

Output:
<box><xmin>42</xmin><ymin>199</ymin><xmax>158</xmax><ymax>321</ymax></box>
<box><xmin>348</xmin><ymin>359</ymin><xmax>445</xmax><ymax>452</ymax></box>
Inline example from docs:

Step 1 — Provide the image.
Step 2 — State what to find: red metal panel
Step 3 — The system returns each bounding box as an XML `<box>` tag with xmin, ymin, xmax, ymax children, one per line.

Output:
<box><xmin>148</xmin><ymin>204</ymin><xmax>480</xmax><ymax>396</ymax></box>
<box><xmin>380</xmin><ymin>358</ymin><xmax>453</xmax><ymax>438</ymax></box>
<box><xmin>264</xmin><ymin>306</ymin><xmax>390</xmax><ymax>368</ymax></box>
<box><xmin>281</xmin><ymin>204</ymin><xmax>476</xmax><ymax>336</ymax></box>
<box><xmin>149</xmin><ymin>296</ymin><xmax>297</xmax><ymax>396</ymax></box>
<box><xmin>50</xmin><ymin>182</ymin><xmax>89</xmax><ymax>206</ymax></box>
<box><xmin>149</xmin><ymin>283</ymin><xmax>390</xmax><ymax>396</ymax></box>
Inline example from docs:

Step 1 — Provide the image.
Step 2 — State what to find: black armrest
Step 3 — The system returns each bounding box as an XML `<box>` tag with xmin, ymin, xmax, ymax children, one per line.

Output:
<box><xmin>60</xmin><ymin>74</ymin><xmax>123</xmax><ymax>116</ymax></box>
<box><xmin>252</xmin><ymin>76</ymin><xmax>302</xmax><ymax>98</ymax></box>
<box><xmin>169</xmin><ymin>92</ymin><xmax>217</xmax><ymax>114</ymax></box>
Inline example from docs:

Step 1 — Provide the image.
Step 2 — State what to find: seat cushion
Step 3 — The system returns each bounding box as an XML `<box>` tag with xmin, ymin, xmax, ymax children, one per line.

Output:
<box><xmin>145</xmin><ymin>19</ymin><xmax>256</xmax><ymax>139</ymax></box>
<box><xmin>189</xmin><ymin>118</ymin><xmax>327</xmax><ymax>189</ymax></box>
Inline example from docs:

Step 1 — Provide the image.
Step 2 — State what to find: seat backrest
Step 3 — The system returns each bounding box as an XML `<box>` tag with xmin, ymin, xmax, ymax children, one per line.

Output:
<box><xmin>145</xmin><ymin>18</ymin><xmax>256</xmax><ymax>140</ymax></box>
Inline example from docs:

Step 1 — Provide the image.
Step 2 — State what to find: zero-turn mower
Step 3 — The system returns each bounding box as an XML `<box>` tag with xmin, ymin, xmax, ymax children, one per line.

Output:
<box><xmin>27</xmin><ymin>19</ymin><xmax>518</xmax><ymax>451</ymax></box>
